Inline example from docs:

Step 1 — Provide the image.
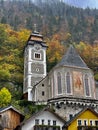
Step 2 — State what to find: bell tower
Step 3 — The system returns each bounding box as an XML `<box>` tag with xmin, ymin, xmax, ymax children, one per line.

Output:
<box><xmin>23</xmin><ymin>30</ymin><xmax>47</xmax><ymax>101</ymax></box>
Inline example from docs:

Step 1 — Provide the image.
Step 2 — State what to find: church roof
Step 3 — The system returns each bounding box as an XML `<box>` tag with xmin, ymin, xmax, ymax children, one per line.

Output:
<box><xmin>57</xmin><ymin>45</ymin><xmax>88</xmax><ymax>68</ymax></box>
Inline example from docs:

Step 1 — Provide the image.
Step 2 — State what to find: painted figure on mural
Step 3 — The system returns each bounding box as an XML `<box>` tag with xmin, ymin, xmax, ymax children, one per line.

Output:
<box><xmin>73</xmin><ymin>71</ymin><xmax>84</xmax><ymax>95</ymax></box>
<box><xmin>75</xmin><ymin>75</ymin><xmax>82</xmax><ymax>89</ymax></box>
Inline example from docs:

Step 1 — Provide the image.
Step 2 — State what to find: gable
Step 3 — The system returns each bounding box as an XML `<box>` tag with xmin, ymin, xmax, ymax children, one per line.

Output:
<box><xmin>21</xmin><ymin>109</ymin><xmax>65</xmax><ymax>130</ymax></box>
<box><xmin>22</xmin><ymin>110</ymin><xmax>65</xmax><ymax>124</ymax></box>
<box><xmin>78</xmin><ymin>109</ymin><xmax>98</xmax><ymax>119</ymax></box>
<box><xmin>64</xmin><ymin>108</ymin><xmax>98</xmax><ymax>128</ymax></box>
<box><xmin>68</xmin><ymin>109</ymin><xmax>98</xmax><ymax>130</ymax></box>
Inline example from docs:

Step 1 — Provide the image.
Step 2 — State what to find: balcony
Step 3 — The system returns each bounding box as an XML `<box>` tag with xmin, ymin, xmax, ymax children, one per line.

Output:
<box><xmin>78</xmin><ymin>126</ymin><xmax>98</xmax><ymax>130</ymax></box>
<box><xmin>34</xmin><ymin>125</ymin><xmax>60</xmax><ymax>130</ymax></box>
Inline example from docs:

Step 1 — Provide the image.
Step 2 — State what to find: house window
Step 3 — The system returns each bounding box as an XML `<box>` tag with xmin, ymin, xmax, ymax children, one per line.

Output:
<box><xmin>69</xmin><ymin>114</ymin><xmax>73</xmax><ymax>120</ymax></box>
<box><xmin>34</xmin><ymin>53</ymin><xmax>41</xmax><ymax>59</ymax></box>
<box><xmin>66</xmin><ymin>72</ymin><xmax>71</xmax><ymax>94</ymax></box>
<box><xmin>48</xmin><ymin>120</ymin><xmax>51</xmax><ymax>125</ymax></box>
<box><xmin>78</xmin><ymin>128</ymin><xmax>82</xmax><ymax>130</ymax></box>
<box><xmin>84</xmin><ymin>74</ymin><xmax>90</xmax><ymax>96</ymax></box>
<box><xmin>95</xmin><ymin>120</ymin><xmax>98</xmax><ymax>126</ymax></box>
<box><xmin>90</xmin><ymin>120</ymin><xmax>93</xmax><ymax>126</ymax></box>
<box><xmin>42</xmin><ymin>91</ymin><xmax>45</xmax><ymax>96</ymax></box>
<box><xmin>35</xmin><ymin>119</ymin><xmax>39</xmax><ymax>125</ymax></box>
<box><xmin>77</xmin><ymin>120</ymin><xmax>82</xmax><ymax>126</ymax></box>
<box><xmin>42</xmin><ymin>119</ymin><xmax>44</xmax><ymax>125</ymax></box>
<box><xmin>42</xmin><ymin>84</ymin><xmax>44</xmax><ymax>87</ymax></box>
<box><xmin>53</xmin><ymin>120</ymin><xmax>56</xmax><ymax>126</ymax></box>
<box><xmin>57</xmin><ymin>72</ymin><xmax>62</xmax><ymax>94</ymax></box>
<box><xmin>84</xmin><ymin>120</ymin><xmax>88</xmax><ymax>126</ymax></box>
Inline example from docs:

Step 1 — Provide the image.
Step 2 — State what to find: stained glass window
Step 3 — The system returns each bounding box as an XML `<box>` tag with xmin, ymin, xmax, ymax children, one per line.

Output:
<box><xmin>57</xmin><ymin>72</ymin><xmax>62</xmax><ymax>94</ymax></box>
<box><xmin>66</xmin><ymin>72</ymin><xmax>71</xmax><ymax>94</ymax></box>
<box><xmin>84</xmin><ymin>74</ymin><xmax>90</xmax><ymax>96</ymax></box>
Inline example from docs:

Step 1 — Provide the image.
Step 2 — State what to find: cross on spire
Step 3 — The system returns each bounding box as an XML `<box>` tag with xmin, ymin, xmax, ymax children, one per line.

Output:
<box><xmin>34</xmin><ymin>24</ymin><xmax>37</xmax><ymax>33</ymax></box>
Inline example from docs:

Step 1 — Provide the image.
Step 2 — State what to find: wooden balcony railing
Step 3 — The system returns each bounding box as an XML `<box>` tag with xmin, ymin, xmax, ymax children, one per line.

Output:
<box><xmin>78</xmin><ymin>126</ymin><xmax>98</xmax><ymax>130</ymax></box>
<box><xmin>34</xmin><ymin>125</ymin><xmax>60</xmax><ymax>130</ymax></box>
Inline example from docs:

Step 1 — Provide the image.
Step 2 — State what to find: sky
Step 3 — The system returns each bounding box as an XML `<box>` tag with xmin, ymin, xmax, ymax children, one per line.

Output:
<box><xmin>64</xmin><ymin>0</ymin><xmax>98</xmax><ymax>9</ymax></box>
<box><xmin>3</xmin><ymin>0</ymin><xmax>98</xmax><ymax>9</ymax></box>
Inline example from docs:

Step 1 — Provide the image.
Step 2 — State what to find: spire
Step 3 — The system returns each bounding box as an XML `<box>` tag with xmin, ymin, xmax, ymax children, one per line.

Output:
<box><xmin>57</xmin><ymin>45</ymin><xmax>88</xmax><ymax>68</ymax></box>
<box><xmin>34</xmin><ymin>24</ymin><xmax>37</xmax><ymax>32</ymax></box>
<box><xmin>26</xmin><ymin>24</ymin><xmax>48</xmax><ymax>48</ymax></box>
<box><xmin>33</xmin><ymin>24</ymin><xmax>39</xmax><ymax>34</ymax></box>
<box><xmin>27</xmin><ymin>24</ymin><xmax>43</xmax><ymax>42</ymax></box>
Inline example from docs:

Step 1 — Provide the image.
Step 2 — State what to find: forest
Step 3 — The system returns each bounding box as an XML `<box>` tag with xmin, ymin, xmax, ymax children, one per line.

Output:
<box><xmin>0</xmin><ymin>0</ymin><xmax>98</xmax><ymax>117</ymax></box>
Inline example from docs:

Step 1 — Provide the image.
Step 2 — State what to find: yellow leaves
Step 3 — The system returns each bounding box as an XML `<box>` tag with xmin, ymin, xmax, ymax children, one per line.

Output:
<box><xmin>0</xmin><ymin>87</ymin><xmax>11</xmax><ymax>107</ymax></box>
<box><xmin>1</xmin><ymin>63</ymin><xmax>15</xmax><ymax>71</ymax></box>
<box><xmin>76</xmin><ymin>41</ymin><xmax>86</xmax><ymax>51</ymax></box>
<box><xmin>0</xmin><ymin>65</ymin><xmax>11</xmax><ymax>81</ymax></box>
<box><xmin>0</xmin><ymin>56</ymin><xmax>3</xmax><ymax>61</ymax></box>
<box><xmin>95</xmin><ymin>73</ymin><xmax>98</xmax><ymax>81</ymax></box>
<box><xmin>6</xmin><ymin>55</ymin><xmax>15</xmax><ymax>63</ymax></box>
<box><xmin>0</xmin><ymin>24</ymin><xmax>29</xmax><ymax>85</ymax></box>
<box><xmin>17</xmin><ymin>29</ymin><xmax>30</xmax><ymax>47</ymax></box>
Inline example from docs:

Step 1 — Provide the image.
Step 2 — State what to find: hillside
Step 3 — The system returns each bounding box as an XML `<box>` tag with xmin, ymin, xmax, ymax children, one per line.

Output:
<box><xmin>0</xmin><ymin>0</ymin><xmax>98</xmax><ymax>43</ymax></box>
<box><xmin>0</xmin><ymin>0</ymin><xmax>98</xmax><ymax>117</ymax></box>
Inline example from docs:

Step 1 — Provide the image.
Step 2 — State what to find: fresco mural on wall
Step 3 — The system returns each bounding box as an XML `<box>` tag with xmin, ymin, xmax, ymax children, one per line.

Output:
<box><xmin>73</xmin><ymin>71</ymin><xmax>84</xmax><ymax>96</ymax></box>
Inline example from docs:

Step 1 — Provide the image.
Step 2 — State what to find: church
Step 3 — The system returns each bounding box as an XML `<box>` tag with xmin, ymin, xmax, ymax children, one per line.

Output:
<box><xmin>23</xmin><ymin>30</ymin><xmax>98</xmax><ymax>121</ymax></box>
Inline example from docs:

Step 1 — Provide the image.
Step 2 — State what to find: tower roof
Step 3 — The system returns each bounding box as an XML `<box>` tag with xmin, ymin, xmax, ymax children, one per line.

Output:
<box><xmin>28</xmin><ymin>31</ymin><xmax>43</xmax><ymax>42</ymax></box>
<box><xmin>57</xmin><ymin>45</ymin><xmax>88</xmax><ymax>68</ymax></box>
<box><xmin>26</xmin><ymin>31</ymin><xmax>47</xmax><ymax>48</ymax></box>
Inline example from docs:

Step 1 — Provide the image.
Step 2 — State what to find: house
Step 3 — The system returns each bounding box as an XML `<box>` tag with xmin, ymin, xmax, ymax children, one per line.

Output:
<box><xmin>0</xmin><ymin>105</ymin><xmax>24</xmax><ymax>130</ymax></box>
<box><xmin>18</xmin><ymin>107</ymin><xmax>65</xmax><ymax>130</ymax></box>
<box><xmin>62</xmin><ymin>107</ymin><xmax>98</xmax><ymax>130</ymax></box>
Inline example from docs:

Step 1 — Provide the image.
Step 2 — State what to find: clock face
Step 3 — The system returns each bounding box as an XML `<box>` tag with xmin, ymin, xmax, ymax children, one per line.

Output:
<box><xmin>36</xmin><ymin>68</ymin><xmax>39</xmax><ymax>72</ymax></box>
<box><xmin>35</xmin><ymin>44</ymin><xmax>41</xmax><ymax>50</ymax></box>
<box><xmin>31</xmin><ymin>63</ymin><xmax>44</xmax><ymax>74</ymax></box>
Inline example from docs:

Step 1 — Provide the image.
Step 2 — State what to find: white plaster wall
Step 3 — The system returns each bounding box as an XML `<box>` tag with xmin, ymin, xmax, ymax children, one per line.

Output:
<box><xmin>21</xmin><ymin>111</ymin><xmax>64</xmax><ymax>130</ymax></box>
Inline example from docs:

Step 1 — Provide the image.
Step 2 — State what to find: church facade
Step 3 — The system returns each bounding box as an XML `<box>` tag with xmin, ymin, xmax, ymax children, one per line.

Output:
<box><xmin>23</xmin><ymin>31</ymin><xmax>98</xmax><ymax>121</ymax></box>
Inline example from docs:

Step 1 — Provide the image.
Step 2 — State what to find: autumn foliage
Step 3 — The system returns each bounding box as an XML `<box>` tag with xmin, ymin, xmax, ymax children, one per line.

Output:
<box><xmin>0</xmin><ymin>87</ymin><xmax>11</xmax><ymax>107</ymax></box>
<box><xmin>0</xmin><ymin>23</ymin><xmax>98</xmax><ymax>103</ymax></box>
<box><xmin>76</xmin><ymin>42</ymin><xmax>98</xmax><ymax>80</ymax></box>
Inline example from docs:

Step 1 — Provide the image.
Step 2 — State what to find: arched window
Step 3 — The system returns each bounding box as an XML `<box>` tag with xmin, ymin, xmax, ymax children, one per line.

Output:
<box><xmin>57</xmin><ymin>72</ymin><xmax>62</xmax><ymax>94</ymax></box>
<box><xmin>84</xmin><ymin>74</ymin><xmax>90</xmax><ymax>96</ymax></box>
<box><xmin>66</xmin><ymin>72</ymin><xmax>71</xmax><ymax>94</ymax></box>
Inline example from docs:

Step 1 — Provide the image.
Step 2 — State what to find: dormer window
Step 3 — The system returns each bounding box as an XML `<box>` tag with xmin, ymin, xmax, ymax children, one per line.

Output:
<box><xmin>34</xmin><ymin>52</ymin><xmax>41</xmax><ymax>59</ymax></box>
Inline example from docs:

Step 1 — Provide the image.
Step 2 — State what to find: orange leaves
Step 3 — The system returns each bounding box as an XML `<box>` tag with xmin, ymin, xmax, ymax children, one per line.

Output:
<box><xmin>46</xmin><ymin>34</ymin><xmax>65</xmax><ymax>65</ymax></box>
<box><xmin>76</xmin><ymin>42</ymin><xmax>98</xmax><ymax>79</ymax></box>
